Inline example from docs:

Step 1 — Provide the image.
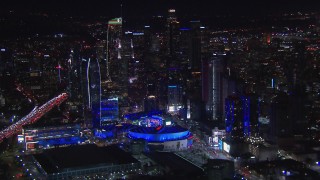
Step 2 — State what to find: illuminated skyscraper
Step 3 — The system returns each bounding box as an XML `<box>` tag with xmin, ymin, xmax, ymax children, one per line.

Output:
<box><xmin>86</xmin><ymin>58</ymin><xmax>101</xmax><ymax>128</ymax></box>
<box><xmin>167</xmin><ymin>85</ymin><xmax>182</xmax><ymax>114</ymax></box>
<box><xmin>67</xmin><ymin>47</ymin><xmax>82</xmax><ymax>101</ymax></box>
<box><xmin>165</xmin><ymin>9</ymin><xmax>186</xmax><ymax>117</ymax></box>
<box><xmin>106</xmin><ymin>17</ymin><xmax>128</xmax><ymax>113</ymax></box>
<box><xmin>100</xmin><ymin>97</ymin><xmax>119</xmax><ymax>126</ymax></box>
<box><xmin>186</xmin><ymin>20</ymin><xmax>206</xmax><ymax>122</ymax></box>
<box><xmin>107</xmin><ymin>17</ymin><xmax>122</xmax><ymax>84</ymax></box>
<box><xmin>225</xmin><ymin>95</ymin><xmax>251</xmax><ymax>138</ymax></box>
<box><xmin>166</xmin><ymin>9</ymin><xmax>179</xmax><ymax>57</ymax></box>
<box><xmin>0</xmin><ymin>48</ymin><xmax>13</xmax><ymax>76</ymax></box>
<box><xmin>202</xmin><ymin>54</ymin><xmax>225</xmax><ymax>121</ymax></box>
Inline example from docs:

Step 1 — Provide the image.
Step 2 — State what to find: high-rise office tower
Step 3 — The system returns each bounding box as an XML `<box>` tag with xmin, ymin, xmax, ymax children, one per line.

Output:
<box><xmin>0</xmin><ymin>48</ymin><xmax>13</xmax><ymax>77</ymax></box>
<box><xmin>106</xmin><ymin>17</ymin><xmax>128</xmax><ymax>115</ymax></box>
<box><xmin>165</xmin><ymin>9</ymin><xmax>184</xmax><ymax>116</ymax></box>
<box><xmin>186</xmin><ymin>20</ymin><xmax>206</xmax><ymax>122</ymax></box>
<box><xmin>167</xmin><ymin>68</ymin><xmax>184</xmax><ymax>116</ymax></box>
<box><xmin>119</xmin><ymin>32</ymin><xmax>132</xmax><ymax>106</ymax></box>
<box><xmin>202</xmin><ymin>54</ymin><xmax>225</xmax><ymax>122</ymax></box>
<box><xmin>225</xmin><ymin>95</ymin><xmax>251</xmax><ymax>138</ymax></box>
<box><xmin>189</xmin><ymin>20</ymin><xmax>202</xmax><ymax>72</ymax></box>
<box><xmin>288</xmin><ymin>89</ymin><xmax>309</xmax><ymax>136</ymax></box>
<box><xmin>166</xmin><ymin>9</ymin><xmax>180</xmax><ymax>58</ymax></box>
<box><xmin>67</xmin><ymin>46</ymin><xmax>82</xmax><ymax>101</ymax></box>
<box><xmin>269</xmin><ymin>93</ymin><xmax>291</xmax><ymax>142</ymax></box>
<box><xmin>96</xmin><ymin>39</ymin><xmax>108</xmax><ymax>98</ymax></box>
<box><xmin>107</xmin><ymin>17</ymin><xmax>122</xmax><ymax>83</ymax></box>
<box><xmin>100</xmin><ymin>97</ymin><xmax>119</xmax><ymax>126</ymax></box>
<box><xmin>125</xmin><ymin>30</ymin><xmax>146</xmax><ymax>110</ymax></box>
<box><xmin>167</xmin><ymin>85</ymin><xmax>182</xmax><ymax>114</ymax></box>
<box><xmin>86</xmin><ymin>58</ymin><xmax>101</xmax><ymax>128</ymax></box>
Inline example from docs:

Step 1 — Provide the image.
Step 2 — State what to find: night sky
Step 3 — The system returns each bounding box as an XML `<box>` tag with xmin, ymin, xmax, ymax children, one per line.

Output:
<box><xmin>1</xmin><ymin>0</ymin><xmax>320</xmax><ymax>18</ymax></box>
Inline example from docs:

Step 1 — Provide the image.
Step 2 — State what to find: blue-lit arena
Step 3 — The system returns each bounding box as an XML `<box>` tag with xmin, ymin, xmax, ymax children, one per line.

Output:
<box><xmin>128</xmin><ymin>126</ymin><xmax>192</xmax><ymax>142</ymax></box>
<box><xmin>95</xmin><ymin>111</ymin><xmax>193</xmax><ymax>150</ymax></box>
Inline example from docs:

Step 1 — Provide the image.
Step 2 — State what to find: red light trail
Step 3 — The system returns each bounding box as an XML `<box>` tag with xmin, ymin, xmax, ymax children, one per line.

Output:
<box><xmin>0</xmin><ymin>93</ymin><xmax>68</xmax><ymax>143</ymax></box>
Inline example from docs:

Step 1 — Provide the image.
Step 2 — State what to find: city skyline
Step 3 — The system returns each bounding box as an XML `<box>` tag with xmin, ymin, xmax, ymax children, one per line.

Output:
<box><xmin>1</xmin><ymin>1</ymin><xmax>320</xmax><ymax>179</ymax></box>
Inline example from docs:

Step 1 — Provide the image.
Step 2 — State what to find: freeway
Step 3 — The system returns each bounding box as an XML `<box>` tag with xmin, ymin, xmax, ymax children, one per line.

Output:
<box><xmin>0</xmin><ymin>93</ymin><xmax>68</xmax><ymax>143</ymax></box>
<box><xmin>15</xmin><ymin>81</ymin><xmax>38</xmax><ymax>104</ymax></box>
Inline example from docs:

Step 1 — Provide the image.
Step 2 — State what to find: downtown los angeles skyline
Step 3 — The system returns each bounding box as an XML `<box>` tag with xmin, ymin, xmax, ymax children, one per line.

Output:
<box><xmin>1</xmin><ymin>0</ymin><xmax>320</xmax><ymax>179</ymax></box>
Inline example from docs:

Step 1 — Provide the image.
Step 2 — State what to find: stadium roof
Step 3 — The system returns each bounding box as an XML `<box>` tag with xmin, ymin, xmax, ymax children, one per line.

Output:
<box><xmin>130</xmin><ymin>125</ymin><xmax>188</xmax><ymax>134</ymax></box>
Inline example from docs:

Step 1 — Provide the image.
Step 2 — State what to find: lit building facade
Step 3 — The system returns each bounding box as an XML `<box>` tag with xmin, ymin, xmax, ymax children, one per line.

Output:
<box><xmin>68</xmin><ymin>46</ymin><xmax>83</xmax><ymax>102</ymax></box>
<box><xmin>106</xmin><ymin>17</ymin><xmax>129</xmax><ymax>114</ymax></box>
<box><xmin>86</xmin><ymin>58</ymin><xmax>102</xmax><ymax>128</ymax></box>
<box><xmin>100</xmin><ymin>97</ymin><xmax>119</xmax><ymax>126</ymax></box>
<box><xmin>167</xmin><ymin>85</ymin><xmax>182</xmax><ymax>114</ymax></box>
<box><xmin>225</xmin><ymin>95</ymin><xmax>251</xmax><ymax>138</ymax></box>
<box><xmin>202</xmin><ymin>54</ymin><xmax>225</xmax><ymax>121</ymax></box>
<box><xmin>107</xmin><ymin>18</ymin><xmax>123</xmax><ymax>83</ymax></box>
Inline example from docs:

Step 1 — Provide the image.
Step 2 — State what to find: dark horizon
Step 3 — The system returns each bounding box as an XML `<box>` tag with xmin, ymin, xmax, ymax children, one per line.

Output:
<box><xmin>1</xmin><ymin>0</ymin><xmax>320</xmax><ymax>18</ymax></box>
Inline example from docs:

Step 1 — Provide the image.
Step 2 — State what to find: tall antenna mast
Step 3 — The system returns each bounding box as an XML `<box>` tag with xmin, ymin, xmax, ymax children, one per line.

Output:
<box><xmin>120</xmin><ymin>3</ymin><xmax>123</xmax><ymax>19</ymax></box>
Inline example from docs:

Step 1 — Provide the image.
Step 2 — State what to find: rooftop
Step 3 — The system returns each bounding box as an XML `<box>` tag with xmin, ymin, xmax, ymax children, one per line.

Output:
<box><xmin>33</xmin><ymin>144</ymin><xmax>139</xmax><ymax>174</ymax></box>
<box><xmin>145</xmin><ymin>152</ymin><xmax>204</xmax><ymax>177</ymax></box>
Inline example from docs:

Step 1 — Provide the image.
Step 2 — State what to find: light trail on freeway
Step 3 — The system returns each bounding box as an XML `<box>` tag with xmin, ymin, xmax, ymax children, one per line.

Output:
<box><xmin>0</xmin><ymin>93</ymin><xmax>68</xmax><ymax>143</ymax></box>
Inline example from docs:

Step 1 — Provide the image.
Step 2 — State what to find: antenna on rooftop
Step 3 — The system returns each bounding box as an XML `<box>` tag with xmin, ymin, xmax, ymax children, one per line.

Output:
<box><xmin>120</xmin><ymin>2</ymin><xmax>123</xmax><ymax>19</ymax></box>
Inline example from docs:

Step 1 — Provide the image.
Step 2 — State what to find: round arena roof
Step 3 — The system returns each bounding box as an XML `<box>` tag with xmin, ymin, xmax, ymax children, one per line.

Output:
<box><xmin>128</xmin><ymin>125</ymin><xmax>191</xmax><ymax>142</ymax></box>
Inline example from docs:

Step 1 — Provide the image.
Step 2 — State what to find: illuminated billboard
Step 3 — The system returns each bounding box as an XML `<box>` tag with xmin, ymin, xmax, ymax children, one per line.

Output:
<box><xmin>25</xmin><ymin>136</ymin><xmax>34</xmax><ymax>141</ymax></box>
<box><xmin>26</xmin><ymin>142</ymin><xmax>38</xmax><ymax>150</ymax></box>
<box><xmin>223</xmin><ymin>142</ymin><xmax>230</xmax><ymax>153</ymax></box>
<box><xmin>18</xmin><ymin>135</ymin><xmax>24</xmax><ymax>143</ymax></box>
<box><xmin>168</xmin><ymin>106</ymin><xmax>175</xmax><ymax>112</ymax></box>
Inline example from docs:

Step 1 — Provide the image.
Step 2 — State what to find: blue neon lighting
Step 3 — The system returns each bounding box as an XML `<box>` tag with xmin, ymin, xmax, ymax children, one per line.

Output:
<box><xmin>101</xmin><ymin>108</ymin><xmax>118</xmax><ymax>110</ymax></box>
<box><xmin>128</xmin><ymin>126</ymin><xmax>191</xmax><ymax>142</ymax></box>
<box><xmin>94</xmin><ymin>129</ymin><xmax>114</xmax><ymax>139</ymax></box>
<box><xmin>168</xmin><ymin>67</ymin><xmax>180</xmax><ymax>71</ymax></box>
<box><xmin>124</xmin><ymin>110</ymin><xmax>164</xmax><ymax>121</ymax></box>
<box><xmin>225</xmin><ymin>99</ymin><xmax>234</xmax><ymax>133</ymax></box>
<box><xmin>180</xmin><ymin>28</ymin><xmax>190</xmax><ymax>31</ymax></box>
<box><xmin>38</xmin><ymin>136</ymin><xmax>86</xmax><ymax>147</ymax></box>
<box><xmin>241</xmin><ymin>96</ymin><xmax>250</xmax><ymax>136</ymax></box>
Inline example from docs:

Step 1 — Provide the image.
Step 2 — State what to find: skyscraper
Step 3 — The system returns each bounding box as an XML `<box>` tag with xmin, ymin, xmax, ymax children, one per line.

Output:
<box><xmin>202</xmin><ymin>54</ymin><xmax>225</xmax><ymax>122</ymax></box>
<box><xmin>67</xmin><ymin>46</ymin><xmax>82</xmax><ymax>101</ymax></box>
<box><xmin>100</xmin><ymin>97</ymin><xmax>119</xmax><ymax>126</ymax></box>
<box><xmin>167</xmin><ymin>85</ymin><xmax>182</xmax><ymax>114</ymax></box>
<box><xmin>0</xmin><ymin>48</ymin><xmax>13</xmax><ymax>76</ymax></box>
<box><xmin>166</xmin><ymin>9</ymin><xmax>179</xmax><ymax>58</ymax></box>
<box><xmin>225</xmin><ymin>95</ymin><xmax>251</xmax><ymax>138</ymax></box>
<box><xmin>107</xmin><ymin>17</ymin><xmax>123</xmax><ymax>85</ymax></box>
<box><xmin>86</xmin><ymin>58</ymin><xmax>101</xmax><ymax>128</ymax></box>
<box><xmin>106</xmin><ymin>17</ymin><xmax>129</xmax><ymax>115</ymax></box>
